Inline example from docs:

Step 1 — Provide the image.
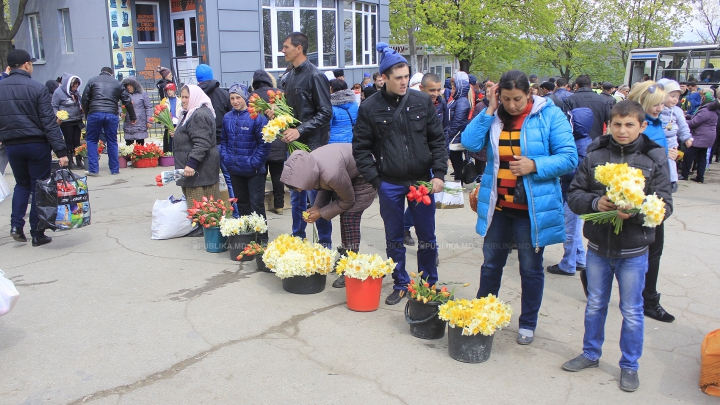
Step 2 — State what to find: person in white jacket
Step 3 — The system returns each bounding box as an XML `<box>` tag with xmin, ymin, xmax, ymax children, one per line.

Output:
<box><xmin>657</xmin><ymin>79</ymin><xmax>692</xmax><ymax>192</ymax></box>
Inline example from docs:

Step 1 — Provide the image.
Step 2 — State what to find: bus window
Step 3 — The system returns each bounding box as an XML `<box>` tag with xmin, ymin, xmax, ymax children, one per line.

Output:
<box><xmin>629</xmin><ymin>60</ymin><xmax>653</xmax><ymax>85</ymax></box>
<box><xmin>686</xmin><ymin>51</ymin><xmax>720</xmax><ymax>83</ymax></box>
<box><xmin>657</xmin><ymin>52</ymin><xmax>688</xmax><ymax>81</ymax></box>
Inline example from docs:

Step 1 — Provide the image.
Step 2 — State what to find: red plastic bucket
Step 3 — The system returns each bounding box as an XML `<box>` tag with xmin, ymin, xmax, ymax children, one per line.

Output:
<box><xmin>345</xmin><ymin>276</ymin><xmax>383</xmax><ymax>312</ymax></box>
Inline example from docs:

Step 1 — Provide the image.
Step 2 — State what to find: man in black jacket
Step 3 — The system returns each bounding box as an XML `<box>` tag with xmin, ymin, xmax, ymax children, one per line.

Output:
<box><xmin>353</xmin><ymin>43</ymin><xmax>447</xmax><ymax>305</ymax></box>
<box><xmin>82</xmin><ymin>67</ymin><xmax>135</xmax><ymax>176</ymax></box>
<box><xmin>0</xmin><ymin>49</ymin><xmax>69</xmax><ymax>246</ymax></box>
<box><xmin>279</xmin><ymin>32</ymin><xmax>333</xmax><ymax>246</ymax></box>
<box><xmin>563</xmin><ymin>75</ymin><xmax>611</xmax><ymax>140</ymax></box>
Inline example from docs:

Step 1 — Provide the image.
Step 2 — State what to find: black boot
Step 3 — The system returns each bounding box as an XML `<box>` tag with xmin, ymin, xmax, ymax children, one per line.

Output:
<box><xmin>75</xmin><ymin>155</ymin><xmax>83</xmax><ymax>169</ymax></box>
<box><xmin>332</xmin><ymin>247</ymin><xmax>348</xmax><ymax>288</ymax></box>
<box><xmin>643</xmin><ymin>292</ymin><xmax>675</xmax><ymax>322</ymax></box>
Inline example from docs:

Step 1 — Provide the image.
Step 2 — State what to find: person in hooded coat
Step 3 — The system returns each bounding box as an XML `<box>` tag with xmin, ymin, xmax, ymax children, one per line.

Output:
<box><xmin>329</xmin><ymin>79</ymin><xmax>358</xmax><ymax>144</ymax></box>
<box><xmin>51</xmin><ymin>73</ymin><xmax>84</xmax><ymax>169</ymax></box>
<box><xmin>120</xmin><ymin>77</ymin><xmax>152</xmax><ymax>145</ymax></box>
<box><xmin>280</xmin><ymin>143</ymin><xmax>376</xmax><ymax>288</ymax></box>
<box><xmin>252</xmin><ymin>69</ymin><xmax>287</xmax><ymax>215</ymax></box>
<box><xmin>447</xmin><ymin>72</ymin><xmax>472</xmax><ymax>182</ymax></box>
<box><xmin>156</xmin><ymin>66</ymin><xmax>174</xmax><ymax>99</ymax></box>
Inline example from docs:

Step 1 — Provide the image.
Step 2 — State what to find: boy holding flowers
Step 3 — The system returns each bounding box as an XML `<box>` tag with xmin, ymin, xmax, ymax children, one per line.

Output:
<box><xmin>563</xmin><ymin>100</ymin><xmax>673</xmax><ymax>392</ymax></box>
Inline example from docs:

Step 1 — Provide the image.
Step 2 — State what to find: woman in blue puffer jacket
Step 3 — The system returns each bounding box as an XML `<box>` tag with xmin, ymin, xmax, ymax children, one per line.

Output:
<box><xmin>220</xmin><ymin>83</ymin><xmax>271</xmax><ymax>240</ymax></box>
<box><xmin>461</xmin><ymin>70</ymin><xmax>577</xmax><ymax>345</ymax></box>
<box><xmin>329</xmin><ymin>79</ymin><xmax>358</xmax><ymax>144</ymax></box>
<box><xmin>447</xmin><ymin>72</ymin><xmax>472</xmax><ymax>182</ymax></box>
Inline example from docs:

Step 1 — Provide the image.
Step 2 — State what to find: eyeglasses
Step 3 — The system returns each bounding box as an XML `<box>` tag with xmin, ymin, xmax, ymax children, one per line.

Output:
<box><xmin>647</xmin><ymin>83</ymin><xmax>665</xmax><ymax>93</ymax></box>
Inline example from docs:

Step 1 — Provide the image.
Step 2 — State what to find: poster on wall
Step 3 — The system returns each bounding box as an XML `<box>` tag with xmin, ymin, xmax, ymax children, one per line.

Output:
<box><xmin>107</xmin><ymin>0</ymin><xmax>136</xmax><ymax>82</ymax></box>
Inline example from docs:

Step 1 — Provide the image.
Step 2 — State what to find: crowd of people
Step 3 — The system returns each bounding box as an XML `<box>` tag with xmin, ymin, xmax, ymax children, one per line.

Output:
<box><xmin>1</xmin><ymin>34</ymin><xmax>718</xmax><ymax>393</ymax></box>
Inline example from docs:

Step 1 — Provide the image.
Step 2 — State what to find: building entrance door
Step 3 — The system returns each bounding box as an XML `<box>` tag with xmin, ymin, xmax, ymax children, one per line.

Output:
<box><xmin>171</xmin><ymin>11</ymin><xmax>199</xmax><ymax>84</ymax></box>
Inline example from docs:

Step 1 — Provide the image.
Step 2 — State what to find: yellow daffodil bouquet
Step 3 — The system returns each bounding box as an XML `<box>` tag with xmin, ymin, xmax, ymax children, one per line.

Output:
<box><xmin>580</xmin><ymin>163</ymin><xmax>666</xmax><ymax>234</ymax></box>
<box><xmin>335</xmin><ymin>251</ymin><xmax>396</xmax><ymax>281</ymax></box>
<box><xmin>262</xmin><ymin>234</ymin><xmax>336</xmax><ymax>279</ymax></box>
<box><xmin>219</xmin><ymin>212</ymin><xmax>268</xmax><ymax>236</ymax></box>
<box><xmin>56</xmin><ymin>110</ymin><xmax>69</xmax><ymax>121</ymax></box>
<box><xmin>439</xmin><ymin>295</ymin><xmax>513</xmax><ymax>336</ymax></box>
<box><xmin>249</xmin><ymin>90</ymin><xmax>310</xmax><ymax>153</ymax></box>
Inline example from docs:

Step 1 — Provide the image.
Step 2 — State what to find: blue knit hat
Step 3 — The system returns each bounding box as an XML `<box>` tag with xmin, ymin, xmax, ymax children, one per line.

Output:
<box><xmin>376</xmin><ymin>42</ymin><xmax>407</xmax><ymax>75</ymax></box>
<box><xmin>229</xmin><ymin>83</ymin><xmax>249</xmax><ymax>102</ymax></box>
<box><xmin>468</xmin><ymin>74</ymin><xmax>477</xmax><ymax>85</ymax></box>
<box><xmin>195</xmin><ymin>64</ymin><xmax>213</xmax><ymax>82</ymax></box>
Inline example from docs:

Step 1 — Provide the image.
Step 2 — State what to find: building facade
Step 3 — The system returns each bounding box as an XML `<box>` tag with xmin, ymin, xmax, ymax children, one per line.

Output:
<box><xmin>390</xmin><ymin>44</ymin><xmax>458</xmax><ymax>80</ymax></box>
<box><xmin>10</xmin><ymin>0</ymin><xmax>389</xmax><ymax>89</ymax></box>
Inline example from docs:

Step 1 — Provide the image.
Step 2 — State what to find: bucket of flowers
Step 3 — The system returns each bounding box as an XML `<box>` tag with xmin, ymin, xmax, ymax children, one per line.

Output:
<box><xmin>75</xmin><ymin>141</ymin><xmax>105</xmax><ymax>170</ymax></box>
<box><xmin>438</xmin><ymin>294</ymin><xmax>513</xmax><ymax>363</ymax></box>
<box><xmin>579</xmin><ymin>162</ymin><xmax>667</xmax><ymax>234</ymax></box>
<box><xmin>187</xmin><ymin>196</ymin><xmax>235</xmax><ymax>253</ymax></box>
<box><xmin>335</xmin><ymin>252</ymin><xmax>396</xmax><ymax>312</ymax></box>
<box><xmin>159</xmin><ymin>152</ymin><xmax>174</xmax><ymax>167</ymax></box>
<box><xmin>405</xmin><ymin>271</ymin><xmax>469</xmax><ymax>340</ymax></box>
<box><xmin>118</xmin><ymin>144</ymin><xmax>134</xmax><ymax>167</ymax></box>
<box><xmin>129</xmin><ymin>143</ymin><xmax>163</xmax><ymax>168</ymax></box>
<box><xmin>235</xmin><ymin>242</ymin><xmax>269</xmax><ymax>271</ymax></box>
<box><xmin>220</xmin><ymin>212</ymin><xmax>267</xmax><ymax>262</ymax></box>
<box><xmin>262</xmin><ymin>234</ymin><xmax>335</xmax><ymax>294</ymax></box>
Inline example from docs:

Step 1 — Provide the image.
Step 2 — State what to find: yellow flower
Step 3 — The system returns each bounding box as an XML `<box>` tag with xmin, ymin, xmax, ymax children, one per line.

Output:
<box><xmin>56</xmin><ymin>110</ymin><xmax>70</xmax><ymax>121</ymax></box>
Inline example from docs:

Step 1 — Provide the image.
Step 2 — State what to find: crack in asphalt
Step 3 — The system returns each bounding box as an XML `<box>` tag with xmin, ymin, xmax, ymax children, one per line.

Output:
<box><xmin>166</xmin><ymin>269</ymin><xmax>256</xmax><ymax>301</ymax></box>
<box><xmin>65</xmin><ymin>303</ymin><xmax>344</xmax><ymax>404</ymax></box>
<box><xmin>14</xmin><ymin>279</ymin><xmax>58</xmax><ymax>287</ymax></box>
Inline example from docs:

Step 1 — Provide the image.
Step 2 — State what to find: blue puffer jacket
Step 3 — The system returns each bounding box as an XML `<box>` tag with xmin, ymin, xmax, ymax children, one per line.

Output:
<box><xmin>461</xmin><ymin>96</ymin><xmax>578</xmax><ymax>248</ymax></box>
<box><xmin>644</xmin><ymin>114</ymin><xmax>667</xmax><ymax>153</ymax></box>
<box><xmin>447</xmin><ymin>80</ymin><xmax>471</xmax><ymax>146</ymax></box>
<box><xmin>220</xmin><ymin>108</ymin><xmax>271</xmax><ymax>176</ymax></box>
<box><xmin>329</xmin><ymin>89</ymin><xmax>358</xmax><ymax>144</ymax></box>
<box><xmin>561</xmin><ymin>107</ymin><xmax>593</xmax><ymax>199</ymax></box>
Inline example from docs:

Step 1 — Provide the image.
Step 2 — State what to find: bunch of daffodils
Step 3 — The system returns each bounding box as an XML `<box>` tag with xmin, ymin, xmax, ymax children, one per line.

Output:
<box><xmin>335</xmin><ymin>251</ymin><xmax>396</xmax><ymax>281</ymax></box>
<box><xmin>56</xmin><ymin>110</ymin><xmax>70</xmax><ymax>121</ymax></box>
<box><xmin>581</xmin><ymin>163</ymin><xmax>667</xmax><ymax>234</ymax></box>
<box><xmin>263</xmin><ymin>234</ymin><xmax>335</xmax><ymax>279</ymax></box>
<box><xmin>438</xmin><ymin>295</ymin><xmax>513</xmax><ymax>336</ymax></box>
<box><xmin>219</xmin><ymin>212</ymin><xmax>268</xmax><ymax>236</ymax></box>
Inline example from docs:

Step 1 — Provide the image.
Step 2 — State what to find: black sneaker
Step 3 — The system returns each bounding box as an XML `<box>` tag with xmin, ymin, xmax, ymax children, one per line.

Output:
<box><xmin>547</xmin><ymin>264</ymin><xmax>575</xmax><ymax>276</ymax></box>
<box><xmin>403</xmin><ymin>230</ymin><xmax>416</xmax><ymax>246</ymax></box>
<box><xmin>31</xmin><ymin>234</ymin><xmax>52</xmax><ymax>247</ymax></box>
<box><xmin>643</xmin><ymin>293</ymin><xmax>675</xmax><ymax>322</ymax></box>
<box><xmin>332</xmin><ymin>274</ymin><xmax>346</xmax><ymax>288</ymax></box>
<box><xmin>385</xmin><ymin>289</ymin><xmax>406</xmax><ymax>305</ymax></box>
<box><xmin>562</xmin><ymin>354</ymin><xmax>599</xmax><ymax>372</ymax></box>
<box><xmin>619</xmin><ymin>369</ymin><xmax>639</xmax><ymax>392</ymax></box>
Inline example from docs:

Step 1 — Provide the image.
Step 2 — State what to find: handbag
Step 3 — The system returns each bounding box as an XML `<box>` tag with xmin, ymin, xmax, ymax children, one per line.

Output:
<box><xmin>461</xmin><ymin>157</ymin><xmax>479</xmax><ymax>184</ymax></box>
<box><xmin>36</xmin><ymin>167</ymin><xmax>91</xmax><ymax>231</ymax></box>
<box><xmin>514</xmin><ymin>176</ymin><xmax>528</xmax><ymax>205</ymax></box>
<box><xmin>449</xmin><ymin>132</ymin><xmax>466</xmax><ymax>151</ymax></box>
<box><xmin>0</xmin><ymin>269</ymin><xmax>19</xmax><ymax>316</ymax></box>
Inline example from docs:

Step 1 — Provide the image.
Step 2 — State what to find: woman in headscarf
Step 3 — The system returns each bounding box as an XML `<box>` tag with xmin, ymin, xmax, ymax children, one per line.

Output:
<box><xmin>173</xmin><ymin>84</ymin><xmax>221</xmax><ymax>231</ymax></box>
<box><xmin>51</xmin><ymin>73</ymin><xmax>84</xmax><ymax>169</ymax></box>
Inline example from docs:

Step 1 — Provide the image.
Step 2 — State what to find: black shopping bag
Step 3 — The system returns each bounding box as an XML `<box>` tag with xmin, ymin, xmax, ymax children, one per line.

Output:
<box><xmin>462</xmin><ymin>157</ymin><xmax>479</xmax><ymax>184</ymax></box>
<box><xmin>36</xmin><ymin>168</ymin><xmax>91</xmax><ymax>232</ymax></box>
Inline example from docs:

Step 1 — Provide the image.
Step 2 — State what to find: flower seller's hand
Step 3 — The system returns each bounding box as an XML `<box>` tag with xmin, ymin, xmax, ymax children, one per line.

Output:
<box><xmin>282</xmin><ymin>128</ymin><xmax>300</xmax><ymax>143</ymax></box>
<box><xmin>597</xmin><ymin>195</ymin><xmax>617</xmax><ymax>212</ymax></box>
<box><xmin>183</xmin><ymin>165</ymin><xmax>195</xmax><ymax>177</ymax></box>
<box><xmin>430</xmin><ymin>178</ymin><xmax>445</xmax><ymax>194</ymax></box>
<box><xmin>303</xmin><ymin>206</ymin><xmax>321</xmax><ymax>223</ymax></box>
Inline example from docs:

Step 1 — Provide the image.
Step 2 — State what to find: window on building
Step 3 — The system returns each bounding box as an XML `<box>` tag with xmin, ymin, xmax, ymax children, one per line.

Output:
<box><xmin>136</xmin><ymin>2</ymin><xmax>162</xmax><ymax>44</ymax></box>
<box><xmin>27</xmin><ymin>13</ymin><xmax>45</xmax><ymax>62</ymax></box>
<box><xmin>262</xmin><ymin>0</ymin><xmax>338</xmax><ymax>70</ymax></box>
<box><xmin>58</xmin><ymin>9</ymin><xmax>74</xmax><ymax>54</ymax></box>
<box><xmin>343</xmin><ymin>1</ymin><xmax>376</xmax><ymax>67</ymax></box>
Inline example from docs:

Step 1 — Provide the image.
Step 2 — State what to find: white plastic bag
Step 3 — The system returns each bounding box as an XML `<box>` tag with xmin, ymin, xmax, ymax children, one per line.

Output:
<box><xmin>0</xmin><ymin>175</ymin><xmax>10</xmax><ymax>204</ymax></box>
<box><xmin>0</xmin><ymin>270</ymin><xmax>19</xmax><ymax>316</ymax></box>
<box><xmin>438</xmin><ymin>181</ymin><xmax>465</xmax><ymax>209</ymax></box>
<box><xmin>218</xmin><ymin>174</ymin><xmax>228</xmax><ymax>191</ymax></box>
<box><xmin>151</xmin><ymin>196</ymin><xmax>194</xmax><ymax>240</ymax></box>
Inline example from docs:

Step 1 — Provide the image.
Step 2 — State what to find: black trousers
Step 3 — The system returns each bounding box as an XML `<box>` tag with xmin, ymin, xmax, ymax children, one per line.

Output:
<box><xmin>59</xmin><ymin>121</ymin><xmax>82</xmax><ymax>155</ymax></box>
<box><xmin>644</xmin><ymin>222</ymin><xmax>664</xmax><ymax>297</ymax></box>
<box><xmin>125</xmin><ymin>139</ymin><xmax>145</xmax><ymax>146</ymax></box>
<box><xmin>449</xmin><ymin>150</ymin><xmax>465</xmax><ymax>181</ymax></box>
<box><xmin>162</xmin><ymin>128</ymin><xmax>173</xmax><ymax>153</ymax></box>
<box><xmin>266</xmin><ymin>160</ymin><xmax>285</xmax><ymax>209</ymax></box>
<box><xmin>682</xmin><ymin>146</ymin><xmax>708</xmax><ymax>181</ymax></box>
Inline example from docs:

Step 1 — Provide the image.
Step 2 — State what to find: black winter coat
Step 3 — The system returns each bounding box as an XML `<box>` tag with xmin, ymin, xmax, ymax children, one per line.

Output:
<box><xmin>174</xmin><ymin>106</ymin><xmax>220</xmax><ymax>188</ymax></box>
<box><xmin>567</xmin><ymin>134</ymin><xmax>673</xmax><ymax>258</ymax></box>
<box><xmin>562</xmin><ymin>88</ymin><xmax>611</xmax><ymax>140</ymax></box>
<box><xmin>0</xmin><ymin>70</ymin><xmax>68</xmax><ymax>157</ymax></box>
<box><xmin>198</xmin><ymin>79</ymin><xmax>231</xmax><ymax>141</ymax></box>
<box><xmin>252</xmin><ymin>70</ymin><xmax>287</xmax><ymax>162</ymax></box>
<box><xmin>82</xmin><ymin>72</ymin><xmax>136</xmax><ymax>121</ymax></box>
<box><xmin>352</xmin><ymin>87</ymin><xmax>448</xmax><ymax>188</ymax></box>
<box><xmin>281</xmin><ymin>59</ymin><xmax>332</xmax><ymax>150</ymax></box>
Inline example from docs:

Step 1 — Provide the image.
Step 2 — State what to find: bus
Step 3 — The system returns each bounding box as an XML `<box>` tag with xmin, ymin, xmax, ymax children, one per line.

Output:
<box><xmin>624</xmin><ymin>44</ymin><xmax>720</xmax><ymax>86</ymax></box>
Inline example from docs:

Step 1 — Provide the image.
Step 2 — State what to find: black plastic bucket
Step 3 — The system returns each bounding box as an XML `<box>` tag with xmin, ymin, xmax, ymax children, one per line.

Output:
<box><xmin>227</xmin><ymin>232</ymin><xmax>256</xmax><ymax>261</ymax></box>
<box><xmin>447</xmin><ymin>325</ymin><xmax>494</xmax><ymax>363</ymax></box>
<box><xmin>256</xmin><ymin>255</ymin><xmax>272</xmax><ymax>272</ymax></box>
<box><xmin>281</xmin><ymin>273</ymin><xmax>327</xmax><ymax>294</ymax></box>
<box><xmin>405</xmin><ymin>299</ymin><xmax>446</xmax><ymax>339</ymax></box>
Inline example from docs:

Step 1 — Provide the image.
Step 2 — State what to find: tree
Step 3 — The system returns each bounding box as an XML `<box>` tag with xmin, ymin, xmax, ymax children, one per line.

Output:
<box><xmin>608</xmin><ymin>0</ymin><xmax>690</xmax><ymax>67</ymax></box>
<box><xmin>410</xmin><ymin>0</ymin><xmax>554</xmax><ymax>76</ymax></box>
<box><xmin>1</xmin><ymin>0</ymin><xmax>29</xmax><ymax>67</ymax></box>
<box><xmin>691</xmin><ymin>0</ymin><xmax>720</xmax><ymax>44</ymax></box>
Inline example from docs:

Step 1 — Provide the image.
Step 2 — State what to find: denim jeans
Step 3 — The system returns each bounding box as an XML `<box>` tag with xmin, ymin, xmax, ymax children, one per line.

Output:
<box><xmin>583</xmin><ymin>250</ymin><xmax>648</xmax><ymax>370</ymax></box>
<box><xmin>377</xmin><ymin>181</ymin><xmax>438</xmax><ymax>291</ymax></box>
<box><xmin>290</xmin><ymin>188</ymin><xmax>332</xmax><ymax>247</ymax></box>
<box><xmin>86</xmin><ymin>112</ymin><xmax>119</xmax><ymax>173</ymax></box>
<box><xmin>477</xmin><ymin>209</ymin><xmax>545</xmax><ymax>331</ymax></box>
<box><xmin>5</xmin><ymin>143</ymin><xmax>52</xmax><ymax>236</ymax></box>
<box><xmin>558</xmin><ymin>202</ymin><xmax>586</xmax><ymax>274</ymax></box>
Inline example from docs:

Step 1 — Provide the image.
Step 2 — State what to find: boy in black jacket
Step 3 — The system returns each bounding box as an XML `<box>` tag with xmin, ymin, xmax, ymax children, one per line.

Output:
<box><xmin>562</xmin><ymin>100</ymin><xmax>673</xmax><ymax>392</ymax></box>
